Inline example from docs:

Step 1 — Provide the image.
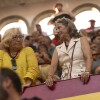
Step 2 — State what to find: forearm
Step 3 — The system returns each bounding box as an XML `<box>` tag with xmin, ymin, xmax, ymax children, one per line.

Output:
<box><xmin>48</xmin><ymin>64</ymin><xmax>57</xmax><ymax>77</ymax></box>
<box><xmin>38</xmin><ymin>57</ymin><xmax>45</xmax><ymax>64</ymax></box>
<box><xmin>25</xmin><ymin>56</ymin><xmax>40</xmax><ymax>84</ymax></box>
<box><xmin>81</xmin><ymin>37</ymin><xmax>93</xmax><ymax>73</ymax></box>
<box><xmin>24</xmin><ymin>70</ymin><xmax>39</xmax><ymax>85</ymax></box>
<box><xmin>48</xmin><ymin>49</ymin><xmax>58</xmax><ymax>77</ymax></box>
<box><xmin>85</xmin><ymin>57</ymin><xmax>93</xmax><ymax>73</ymax></box>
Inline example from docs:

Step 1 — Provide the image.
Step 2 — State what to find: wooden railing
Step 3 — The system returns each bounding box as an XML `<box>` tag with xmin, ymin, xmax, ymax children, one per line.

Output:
<box><xmin>22</xmin><ymin>75</ymin><xmax>100</xmax><ymax>100</ymax></box>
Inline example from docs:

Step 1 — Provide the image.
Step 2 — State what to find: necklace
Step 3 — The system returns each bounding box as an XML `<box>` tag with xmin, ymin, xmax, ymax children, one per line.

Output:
<box><xmin>8</xmin><ymin>51</ymin><xmax>19</xmax><ymax>70</ymax></box>
<box><xmin>8</xmin><ymin>51</ymin><xmax>19</xmax><ymax>59</ymax></box>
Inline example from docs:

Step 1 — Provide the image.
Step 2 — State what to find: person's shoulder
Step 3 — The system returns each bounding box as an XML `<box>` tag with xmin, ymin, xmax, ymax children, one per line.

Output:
<box><xmin>80</xmin><ymin>36</ymin><xmax>88</xmax><ymax>41</ymax></box>
<box><xmin>0</xmin><ymin>50</ymin><xmax>6</xmax><ymax>54</ymax></box>
<box><xmin>22</xmin><ymin>47</ymin><xmax>34</xmax><ymax>53</ymax></box>
<box><xmin>56</xmin><ymin>42</ymin><xmax>64</xmax><ymax>48</ymax></box>
<box><xmin>80</xmin><ymin>36</ymin><xmax>90</xmax><ymax>45</ymax></box>
<box><xmin>0</xmin><ymin>50</ymin><xmax>6</xmax><ymax>59</ymax></box>
<box><xmin>23</xmin><ymin>47</ymin><xmax>34</xmax><ymax>51</ymax></box>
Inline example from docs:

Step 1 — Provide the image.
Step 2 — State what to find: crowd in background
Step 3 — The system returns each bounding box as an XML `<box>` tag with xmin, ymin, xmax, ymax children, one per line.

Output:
<box><xmin>0</xmin><ymin>2</ymin><xmax>100</xmax><ymax>100</ymax></box>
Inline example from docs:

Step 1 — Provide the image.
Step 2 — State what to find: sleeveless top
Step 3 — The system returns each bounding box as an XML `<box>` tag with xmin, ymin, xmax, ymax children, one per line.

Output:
<box><xmin>56</xmin><ymin>38</ymin><xmax>86</xmax><ymax>80</ymax></box>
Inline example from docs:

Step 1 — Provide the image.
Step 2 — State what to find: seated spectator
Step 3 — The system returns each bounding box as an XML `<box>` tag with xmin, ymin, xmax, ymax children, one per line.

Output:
<box><xmin>24</xmin><ymin>35</ymin><xmax>37</xmax><ymax>52</ymax></box>
<box><xmin>38</xmin><ymin>35</ymin><xmax>55</xmax><ymax>57</ymax></box>
<box><xmin>37</xmin><ymin>44</ymin><xmax>51</xmax><ymax>65</ymax></box>
<box><xmin>38</xmin><ymin>35</ymin><xmax>61</xmax><ymax>79</ymax></box>
<box><xmin>0</xmin><ymin>28</ymin><xmax>40</xmax><ymax>86</ymax></box>
<box><xmin>90</xmin><ymin>43</ymin><xmax>100</xmax><ymax>74</ymax></box>
<box><xmin>0</xmin><ymin>68</ymin><xmax>22</xmax><ymax>100</ymax></box>
<box><xmin>36</xmin><ymin>44</ymin><xmax>51</xmax><ymax>82</ymax></box>
<box><xmin>90</xmin><ymin>42</ymin><xmax>100</xmax><ymax>55</ymax></box>
<box><xmin>91</xmin><ymin>34</ymin><xmax>100</xmax><ymax>44</ymax></box>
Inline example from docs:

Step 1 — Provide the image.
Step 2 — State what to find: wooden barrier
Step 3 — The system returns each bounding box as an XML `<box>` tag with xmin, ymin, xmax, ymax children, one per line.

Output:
<box><xmin>22</xmin><ymin>75</ymin><xmax>100</xmax><ymax>100</ymax></box>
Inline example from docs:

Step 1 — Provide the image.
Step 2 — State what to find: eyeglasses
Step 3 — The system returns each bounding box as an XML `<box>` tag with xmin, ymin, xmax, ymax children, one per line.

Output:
<box><xmin>12</xmin><ymin>35</ymin><xmax>24</xmax><ymax>40</ymax></box>
<box><xmin>11</xmin><ymin>59</ymin><xmax>17</xmax><ymax>70</ymax></box>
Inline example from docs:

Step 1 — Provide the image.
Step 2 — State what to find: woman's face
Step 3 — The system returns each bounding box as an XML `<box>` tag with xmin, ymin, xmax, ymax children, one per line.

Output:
<box><xmin>55</xmin><ymin>23</ymin><xmax>70</xmax><ymax>42</ymax></box>
<box><xmin>90</xmin><ymin>43</ymin><xmax>99</xmax><ymax>54</ymax></box>
<box><xmin>39</xmin><ymin>46</ymin><xmax>47</xmax><ymax>53</ymax></box>
<box><xmin>9</xmin><ymin>32</ymin><xmax>24</xmax><ymax>49</ymax></box>
<box><xmin>93</xmin><ymin>36</ymin><xmax>100</xmax><ymax>44</ymax></box>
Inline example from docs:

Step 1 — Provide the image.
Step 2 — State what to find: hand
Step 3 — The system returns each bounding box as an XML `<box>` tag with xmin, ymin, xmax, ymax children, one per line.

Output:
<box><xmin>22</xmin><ymin>83</ymin><xmax>31</xmax><ymax>93</ymax></box>
<box><xmin>80</xmin><ymin>71</ymin><xmax>90</xmax><ymax>84</ymax></box>
<box><xmin>39</xmin><ymin>53</ymin><xmax>43</xmax><ymax>58</ymax></box>
<box><xmin>45</xmin><ymin>75</ymin><xmax>54</xmax><ymax>87</ymax></box>
<box><xmin>38</xmin><ymin>57</ymin><xmax>45</xmax><ymax>64</ymax></box>
<box><xmin>41</xmin><ymin>52</ymin><xmax>51</xmax><ymax>63</ymax></box>
<box><xmin>41</xmin><ymin>52</ymin><xmax>47</xmax><ymax>57</ymax></box>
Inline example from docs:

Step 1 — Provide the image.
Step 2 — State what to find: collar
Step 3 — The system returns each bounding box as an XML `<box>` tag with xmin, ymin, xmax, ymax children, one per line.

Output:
<box><xmin>58</xmin><ymin>38</ymin><xmax>80</xmax><ymax>54</ymax></box>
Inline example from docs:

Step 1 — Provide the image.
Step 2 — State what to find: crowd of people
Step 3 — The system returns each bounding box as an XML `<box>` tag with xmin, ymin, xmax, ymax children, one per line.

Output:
<box><xmin>0</xmin><ymin>2</ymin><xmax>100</xmax><ymax>100</ymax></box>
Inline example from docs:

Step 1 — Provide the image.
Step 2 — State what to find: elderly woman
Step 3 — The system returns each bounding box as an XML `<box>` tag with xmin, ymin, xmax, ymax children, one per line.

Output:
<box><xmin>0</xmin><ymin>28</ymin><xmax>40</xmax><ymax>86</ymax></box>
<box><xmin>46</xmin><ymin>18</ymin><xmax>92</xmax><ymax>86</ymax></box>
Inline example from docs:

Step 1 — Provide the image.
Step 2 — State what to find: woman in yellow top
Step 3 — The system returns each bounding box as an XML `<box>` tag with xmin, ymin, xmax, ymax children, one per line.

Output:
<box><xmin>0</xmin><ymin>28</ymin><xmax>40</xmax><ymax>86</ymax></box>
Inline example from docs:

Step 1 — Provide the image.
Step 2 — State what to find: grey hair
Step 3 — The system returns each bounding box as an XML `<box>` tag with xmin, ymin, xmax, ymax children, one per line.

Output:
<box><xmin>55</xmin><ymin>17</ymin><xmax>80</xmax><ymax>38</ymax></box>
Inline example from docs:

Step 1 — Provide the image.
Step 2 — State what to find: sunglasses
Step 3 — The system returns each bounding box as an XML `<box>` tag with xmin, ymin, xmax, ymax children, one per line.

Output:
<box><xmin>11</xmin><ymin>59</ymin><xmax>17</xmax><ymax>70</ymax></box>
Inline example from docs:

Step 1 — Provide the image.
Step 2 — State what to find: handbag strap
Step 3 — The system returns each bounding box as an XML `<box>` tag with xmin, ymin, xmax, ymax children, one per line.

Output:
<box><xmin>70</xmin><ymin>41</ymin><xmax>77</xmax><ymax>79</ymax></box>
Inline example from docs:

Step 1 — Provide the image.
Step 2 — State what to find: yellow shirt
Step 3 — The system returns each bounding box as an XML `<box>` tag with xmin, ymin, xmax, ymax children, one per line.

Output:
<box><xmin>0</xmin><ymin>47</ymin><xmax>39</xmax><ymax>85</ymax></box>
